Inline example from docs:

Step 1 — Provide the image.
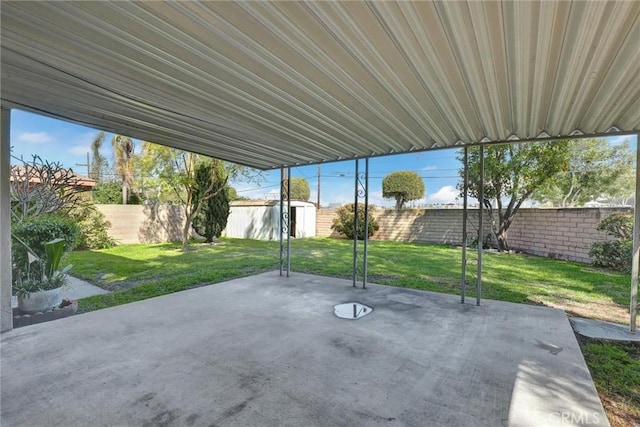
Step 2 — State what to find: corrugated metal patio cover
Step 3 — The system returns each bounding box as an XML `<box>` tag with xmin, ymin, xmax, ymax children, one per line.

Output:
<box><xmin>1</xmin><ymin>1</ymin><xmax>639</xmax><ymax>169</ymax></box>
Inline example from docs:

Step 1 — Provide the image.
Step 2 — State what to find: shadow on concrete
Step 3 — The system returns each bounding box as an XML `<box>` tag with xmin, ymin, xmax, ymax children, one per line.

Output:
<box><xmin>1</xmin><ymin>272</ymin><xmax>606</xmax><ymax>426</ymax></box>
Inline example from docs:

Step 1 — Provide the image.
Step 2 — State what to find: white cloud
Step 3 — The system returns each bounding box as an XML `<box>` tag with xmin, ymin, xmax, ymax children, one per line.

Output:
<box><xmin>426</xmin><ymin>185</ymin><xmax>459</xmax><ymax>204</ymax></box>
<box><xmin>16</xmin><ymin>131</ymin><xmax>53</xmax><ymax>144</ymax></box>
<box><xmin>421</xmin><ymin>165</ymin><xmax>438</xmax><ymax>171</ymax></box>
<box><xmin>68</xmin><ymin>144</ymin><xmax>91</xmax><ymax>156</ymax></box>
<box><xmin>367</xmin><ymin>190</ymin><xmax>394</xmax><ymax>208</ymax></box>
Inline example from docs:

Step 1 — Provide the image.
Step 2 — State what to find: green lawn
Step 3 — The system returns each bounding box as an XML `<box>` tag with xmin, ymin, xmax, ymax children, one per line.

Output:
<box><xmin>68</xmin><ymin>237</ymin><xmax>634</xmax><ymax>325</ymax></box>
<box><xmin>66</xmin><ymin>237</ymin><xmax>639</xmax><ymax>424</ymax></box>
<box><xmin>580</xmin><ymin>340</ymin><xmax>640</xmax><ymax>426</ymax></box>
<box><xmin>66</xmin><ymin>239</ymin><xmax>279</xmax><ymax>312</ymax></box>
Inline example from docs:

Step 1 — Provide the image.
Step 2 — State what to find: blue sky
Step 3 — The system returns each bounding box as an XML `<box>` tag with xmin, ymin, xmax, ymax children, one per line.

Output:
<box><xmin>9</xmin><ymin>109</ymin><xmax>637</xmax><ymax>208</ymax></box>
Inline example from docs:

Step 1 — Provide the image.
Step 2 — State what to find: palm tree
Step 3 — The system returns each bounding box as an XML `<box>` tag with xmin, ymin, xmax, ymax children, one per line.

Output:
<box><xmin>89</xmin><ymin>131</ymin><xmax>107</xmax><ymax>182</ymax></box>
<box><xmin>111</xmin><ymin>135</ymin><xmax>135</xmax><ymax>204</ymax></box>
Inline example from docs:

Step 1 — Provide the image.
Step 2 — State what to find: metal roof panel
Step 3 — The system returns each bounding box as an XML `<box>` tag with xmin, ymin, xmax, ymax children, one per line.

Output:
<box><xmin>1</xmin><ymin>1</ymin><xmax>638</xmax><ymax>169</ymax></box>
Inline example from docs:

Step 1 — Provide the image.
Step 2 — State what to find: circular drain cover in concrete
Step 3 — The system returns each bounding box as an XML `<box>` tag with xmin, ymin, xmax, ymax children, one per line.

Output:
<box><xmin>334</xmin><ymin>302</ymin><xmax>372</xmax><ymax>319</ymax></box>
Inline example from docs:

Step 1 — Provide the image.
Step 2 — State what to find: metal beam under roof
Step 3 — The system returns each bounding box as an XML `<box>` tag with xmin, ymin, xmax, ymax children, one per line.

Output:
<box><xmin>1</xmin><ymin>1</ymin><xmax>639</xmax><ymax>170</ymax></box>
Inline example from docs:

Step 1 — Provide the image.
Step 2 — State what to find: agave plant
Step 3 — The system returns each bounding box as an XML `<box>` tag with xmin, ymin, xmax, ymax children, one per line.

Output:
<box><xmin>13</xmin><ymin>238</ymin><xmax>72</xmax><ymax>298</ymax></box>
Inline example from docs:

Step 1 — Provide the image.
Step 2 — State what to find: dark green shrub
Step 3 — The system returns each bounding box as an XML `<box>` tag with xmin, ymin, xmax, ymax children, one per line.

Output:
<box><xmin>331</xmin><ymin>203</ymin><xmax>379</xmax><ymax>240</ymax></box>
<box><xmin>92</xmin><ymin>181</ymin><xmax>123</xmax><ymax>204</ymax></box>
<box><xmin>128</xmin><ymin>192</ymin><xmax>142</xmax><ymax>205</ymax></box>
<box><xmin>11</xmin><ymin>215</ymin><xmax>80</xmax><ymax>284</ymax></box>
<box><xmin>93</xmin><ymin>181</ymin><xmax>141</xmax><ymax>204</ymax></box>
<box><xmin>596</xmin><ymin>213</ymin><xmax>632</xmax><ymax>239</ymax></box>
<box><xmin>590</xmin><ymin>240</ymin><xmax>633</xmax><ymax>273</ymax></box>
<box><xmin>590</xmin><ymin>213</ymin><xmax>633</xmax><ymax>272</ymax></box>
<box><xmin>69</xmin><ymin>204</ymin><xmax>117</xmax><ymax>250</ymax></box>
<box><xmin>191</xmin><ymin>161</ymin><xmax>230</xmax><ymax>242</ymax></box>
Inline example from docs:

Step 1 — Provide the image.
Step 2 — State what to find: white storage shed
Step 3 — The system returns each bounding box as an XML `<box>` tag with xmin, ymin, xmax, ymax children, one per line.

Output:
<box><xmin>224</xmin><ymin>200</ymin><xmax>316</xmax><ymax>241</ymax></box>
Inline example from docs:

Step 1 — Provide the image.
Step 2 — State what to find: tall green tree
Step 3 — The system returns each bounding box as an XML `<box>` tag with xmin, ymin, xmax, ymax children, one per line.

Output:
<box><xmin>192</xmin><ymin>160</ymin><xmax>230</xmax><ymax>243</ymax></box>
<box><xmin>136</xmin><ymin>142</ymin><xmax>261</xmax><ymax>250</ymax></box>
<box><xmin>139</xmin><ymin>143</ymin><xmax>221</xmax><ymax>250</ymax></box>
<box><xmin>111</xmin><ymin>135</ymin><xmax>135</xmax><ymax>204</ymax></box>
<box><xmin>533</xmin><ymin>138</ymin><xmax>634</xmax><ymax>207</ymax></box>
<box><xmin>458</xmin><ymin>141</ymin><xmax>570</xmax><ymax>251</ymax></box>
<box><xmin>382</xmin><ymin>171</ymin><xmax>425</xmax><ymax>209</ymax></box>
<box><xmin>89</xmin><ymin>132</ymin><xmax>109</xmax><ymax>183</ymax></box>
<box><xmin>134</xmin><ymin>143</ymin><xmax>179</xmax><ymax>204</ymax></box>
<box><xmin>288</xmin><ymin>177</ymin><xmax>310</xmax><ymax>201</ymax></box>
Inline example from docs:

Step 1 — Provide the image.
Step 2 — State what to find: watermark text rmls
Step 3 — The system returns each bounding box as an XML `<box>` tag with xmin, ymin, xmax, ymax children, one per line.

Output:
<box><xmin>548</xmin><ymin>411</ymin><xmax>601</xmax><ymax>425</ymax></box>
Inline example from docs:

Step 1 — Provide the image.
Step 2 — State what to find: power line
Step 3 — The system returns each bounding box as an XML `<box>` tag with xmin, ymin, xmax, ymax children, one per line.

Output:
<box><xmin>235</xmin><ymin>183</ymin><xmax>281</xmax><ymax>193</ymax></box>
<box><xmin>322</xmin><ymin>174</ymin><xmax>460</xmax><ymax>179</ymax></box>
<box><xmin>293</xmin><ymin>166</ymin><xmax>313</xmax><ymax>180</ymax></box>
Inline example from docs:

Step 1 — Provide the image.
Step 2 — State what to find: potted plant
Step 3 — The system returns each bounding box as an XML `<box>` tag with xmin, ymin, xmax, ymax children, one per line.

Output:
<box><xmin>13</xmin><ymin>238</ymin><xmax>72</xmax><ymax>314</ymax></box>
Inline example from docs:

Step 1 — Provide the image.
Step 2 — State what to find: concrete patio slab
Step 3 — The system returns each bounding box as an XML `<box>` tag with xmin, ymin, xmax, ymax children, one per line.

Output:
<box><xmin>1</xmin><ymin>271</ymin><xmax>607</xmax><ymax>426</ymax></box>
<box><xmin>571</xmin><ymin>317</ymin><xmax>640</xmax><ymax>342</ymax></box>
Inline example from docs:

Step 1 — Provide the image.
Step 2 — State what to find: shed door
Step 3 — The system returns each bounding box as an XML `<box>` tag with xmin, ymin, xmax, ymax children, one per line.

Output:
<box><xmin>290</xmin><ymin>207</ymin><xmax>297</xmax><ymax>237</ymax></box>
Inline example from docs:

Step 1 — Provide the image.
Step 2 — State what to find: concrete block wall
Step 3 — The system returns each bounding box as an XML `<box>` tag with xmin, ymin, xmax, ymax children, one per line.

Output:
<box><xmin>507</xmin><ymin>208</ymin><xmax>629</xmax><ymax>263</ymax></box>
<box><xmin>317</xmin><ymin>207</ymin><xmax>631</xmax><ymax>264</ymax></box>
<box><xmin>373</xmin><ymin>209</ymin><xmax>491</xmax><ymax>244</ymax></box>
<box><xmin>96</xmin><ymin>204</ymin><xmax>187</xmax><ymax>244</ymax></box>
<box><xmin>316</xmin><ymin>208</ymin><xmax>341</xmax><ymax>238</ymax></box>
<box><xmin>318</xmin><ymin>208</ymin><xmax>493</xmax><ymax>244</ymax></box>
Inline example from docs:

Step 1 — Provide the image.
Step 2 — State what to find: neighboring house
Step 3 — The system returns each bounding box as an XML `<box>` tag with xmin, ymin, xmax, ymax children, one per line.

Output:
<box><xmin>10</xmin><ymin>165</ymin><xmax>96</xmax><ymax>192</ymax></box>
<box><xmin>224</xmin><ymin>200</ymin><xmax>316</xmax><ymax>240</ymax></box>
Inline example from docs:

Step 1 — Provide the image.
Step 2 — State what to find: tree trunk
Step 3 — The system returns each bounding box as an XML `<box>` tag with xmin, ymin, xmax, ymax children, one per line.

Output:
<box><xmin>122</xmin><ymin>185</ymin><xmax>128</xmax><ymax>205</ymax></box>
<box><xmin>395</xmin><ymin>195</ymin><xmax>404</xmax><ymax>210</ymax></box>
<box><xmin>482</xmin><ymin>200</ymin><xmax>500</xmax><ymax>250</ymax></box>
<box><xmin>488</xmin><ymin>229</ymin><xmax>501</xmax><ymax>250</ymax></box>
<box><xmin>497</xmin><ymin>230</ymin><xmax>509</xmax><ymax>252</ymax></box>
<box><xmin>181</xmin><ymin>214</ymin><xmax>192</xmax><ymax>252</ymax></box>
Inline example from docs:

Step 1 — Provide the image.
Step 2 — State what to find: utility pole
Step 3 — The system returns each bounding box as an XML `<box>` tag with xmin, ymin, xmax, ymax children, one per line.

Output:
<box><xmin>76</xmin><ymin>152</ymin><xmax>90</xmax><ymax>178</ymax></box>
<box><xmin>317</xmin><ymin>164</ymin><xmax>321</xmax><ymax>209</ymax></box>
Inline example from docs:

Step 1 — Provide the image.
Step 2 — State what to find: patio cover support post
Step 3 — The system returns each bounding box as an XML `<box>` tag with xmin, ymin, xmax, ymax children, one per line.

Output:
<box><xmin>461</xmin><ymin>147</ymin><xmax>468</xmax><ymax>303</ymax></box>
<box><xmin>351</xmin><ymin>159</ymin><xmax>370</xmax><ymax>289</ymax></box>
<box><xmin>353</xmin><ymin>160</ymin><xmax>359</xmax><ymax>287</ymax></box>
<box><xmin>362</xmin><ymin>158</ymin><xmax>369</xmax><ymax>289</ymax></box>
<box><xmin>0</xmin><ymin>107</ymin><xmax>12</xmax><ymax>331</ymax></box>
<box><xmin>630</xmin><ymin>133</ymin><xmax>640</xmax><ymax>333</ymax></box>
<box><xmin>279</xmin><ymin>168</ymin><xmax>290</xmax><ymax>277</ymax></box>
<box><xmin>477</xmin><ymin>146</ymin><xmax>484</xmax><ymax>306</ymax></box>
<box><xmin>287</xmin><ymin>167</ymin><xmax>291</xmax><ymax>277</ymax></box>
